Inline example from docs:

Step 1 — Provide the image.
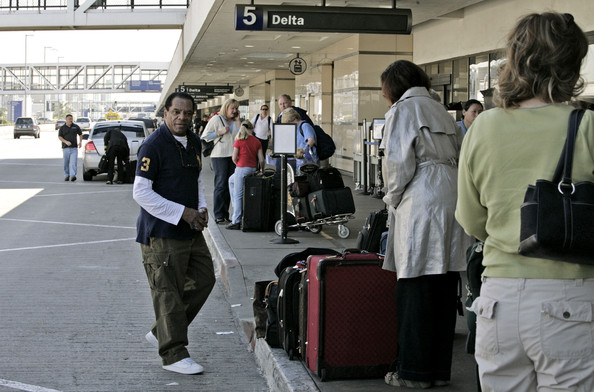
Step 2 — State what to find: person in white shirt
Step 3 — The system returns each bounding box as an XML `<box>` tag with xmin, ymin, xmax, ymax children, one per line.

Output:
<box><xmin>250</xmin><ymin>105</ymin><xmax>272</xmax><ymax>154</ymax></box>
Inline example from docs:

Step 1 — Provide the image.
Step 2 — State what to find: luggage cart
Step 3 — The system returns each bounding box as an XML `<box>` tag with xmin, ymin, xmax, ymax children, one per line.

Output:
<box><xmin>274</xmin><ymin>165</ymin><xmax>354</xmax><ymax>239</ymax></box>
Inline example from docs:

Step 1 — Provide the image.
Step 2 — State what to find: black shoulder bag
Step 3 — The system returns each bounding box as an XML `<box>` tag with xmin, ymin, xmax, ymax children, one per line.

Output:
<box><xmin>518</xmin><ymin>109</ymin><xmax>594</xmax><ymax>265</ymax></box>
<box><xmin>201</xmin><ymin>116</ymin><xmax>224</xmax><ymax>157</ymax></box>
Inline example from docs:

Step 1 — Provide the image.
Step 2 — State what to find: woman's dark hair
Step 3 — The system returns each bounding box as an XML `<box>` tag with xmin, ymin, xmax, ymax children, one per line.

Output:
<box><xmin>496</xmin><ymin>12</ymin><xmax>588</xmax><ymax>108</ymax></box>
<box><xmin>463</xmin><ymin>99</ymin><xmax>483</xmax><ymax>112</ymax></box>
<box><xmin>381</xmin><ymin>60</ymin><xmax>431</xmax><ymax>104</ymax></box>
<box><xmin>164</xmin><ymin>92</ymin><xmax>196</xmax><ymax>112</ymax></box>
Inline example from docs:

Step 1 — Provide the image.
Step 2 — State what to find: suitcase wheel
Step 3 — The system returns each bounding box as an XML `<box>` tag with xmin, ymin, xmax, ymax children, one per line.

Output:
<box><xmin>338</xmin><ymin>224</ymin><xmax>350</xmax><ymax>239</ymax></box>
<box><xmin>275</xmin><ymin>220</ymin><xmax>283</xmax><ymax>236</ymax></box>
<box><xmin>308</xmin><ymin>224</ymin><xmax>322</xmax><ymax>234</ymax></box>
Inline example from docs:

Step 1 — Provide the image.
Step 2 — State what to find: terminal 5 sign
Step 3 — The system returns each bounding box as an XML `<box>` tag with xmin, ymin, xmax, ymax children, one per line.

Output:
<box><xmin>235</xmin><ymin>4</ymin><xmax>411</xmax><ymax>34</ymax></box>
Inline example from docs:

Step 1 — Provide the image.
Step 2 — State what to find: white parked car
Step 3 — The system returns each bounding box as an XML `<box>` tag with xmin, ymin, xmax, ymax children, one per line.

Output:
<box><xmin>82</xmin><ymin>120</ymin><xmax>148</xmax><ymax>181</ymax></box>
<box><xmin>76</xmin><ymin>117</ymin><xmax>92</xmax><ymax>132</ymax></box>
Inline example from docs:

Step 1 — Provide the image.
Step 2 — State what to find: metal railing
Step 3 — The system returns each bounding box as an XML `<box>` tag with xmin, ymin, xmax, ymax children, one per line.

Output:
<box><xmin>0</xmin><ymin>0</ymin><xmax>189</xmax><ymax>11</ymax></box>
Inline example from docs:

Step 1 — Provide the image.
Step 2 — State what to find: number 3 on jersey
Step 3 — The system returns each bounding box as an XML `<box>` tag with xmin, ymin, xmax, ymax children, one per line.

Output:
<box><xmin>141</xmin><ymin>157</ymin><xmax>150</xmax><ymax>172</ymax></box>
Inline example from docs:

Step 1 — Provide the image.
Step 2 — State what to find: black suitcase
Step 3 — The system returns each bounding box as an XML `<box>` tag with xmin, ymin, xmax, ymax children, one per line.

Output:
<box><xmin>242</xmin><ymin>173</ymin><xmax>274</xmax><ymax>231</ymax></box>
<box><xmin>308</xmin><ymin>187</ymin><xmax>356</xmax><ymax>218</ymax></box>
<box><xmin>308</xmin><ymin>167</ymin><xmax>344</xmax><ymax>192</ymax></box>
<box><xmin>356</xmin><ymin>209</ymin><xmax>388</xmax><ymax>253</ymax></box>
<box><xmin>277</xmin><ymin>266</ymin><xmax>303</xmax><ymax>360</ymax></box>
<box><xmin>294</xmin><ymin>196</ymin><xmax>313</xmax><ymax>223</ymax></box>
<box><xmin>264</xmin><ymin>280</ymin><xmax>280</xmax><ymax>348</ymax></box>
<box><xmin>298</xmin><ymin>269</ymin><xmax>308</xmax><ymax>358</ymax></box>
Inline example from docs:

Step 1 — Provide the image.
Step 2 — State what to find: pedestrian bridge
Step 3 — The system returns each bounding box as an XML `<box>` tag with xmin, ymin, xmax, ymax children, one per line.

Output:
<box><xmin>0</xmin><ymin>0</ymin><xmax>187</xmax><ymax>30</ymax></box>
<box><xmin>0</xmin><ymin>62</ymin><xmax>169</xmax><ymax>94</ymax></box>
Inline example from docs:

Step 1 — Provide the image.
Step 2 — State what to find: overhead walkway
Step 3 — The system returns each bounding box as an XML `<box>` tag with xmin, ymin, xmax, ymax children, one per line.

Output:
<box><xmin>0</xmin><ymin>62</ymin><xmax>169</xmax><ymax>94</ymax></box>
<box><xmin>0</xmin><ymin>0</ymin><xmax>187</xmax><ymax>30</ymax></box>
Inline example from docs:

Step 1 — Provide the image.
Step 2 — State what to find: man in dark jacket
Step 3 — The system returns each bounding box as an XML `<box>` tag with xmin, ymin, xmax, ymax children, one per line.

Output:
<box><xmin>104</xmin><ymin>127</ymin><xmax>130</xmax><ymax>184</ymax></box>
<box><xmin>276</xmin><ymin>94</ymin><xmax>313</xmax><ymax>125</ymax></box>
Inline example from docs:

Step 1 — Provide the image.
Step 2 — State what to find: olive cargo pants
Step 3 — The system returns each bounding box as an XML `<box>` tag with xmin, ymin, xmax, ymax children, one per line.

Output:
<box><xmin>141</xmin><ymin>234</ymin><xmax>215</xmax><ymax>366</ymax></box>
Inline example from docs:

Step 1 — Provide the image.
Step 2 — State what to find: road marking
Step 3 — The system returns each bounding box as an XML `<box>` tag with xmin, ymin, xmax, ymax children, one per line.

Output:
<box><xmin>0</xmin><ymin>218</ymin><xmax>135</xmax><ymax>230</ymax></box>
<box><xmin>0</xmin><ymin>237</ymin><xmax>136</xmax><ymax>253</ymax></box>
<box><xmin>0</xmin><ymin>379</ymin><xmax>63</xmax><ymax>392</ymax></box>
<box><xmin>35</xmin><ymin>190</ymin><xmax>129</xmax><ymax>197</ymax></box>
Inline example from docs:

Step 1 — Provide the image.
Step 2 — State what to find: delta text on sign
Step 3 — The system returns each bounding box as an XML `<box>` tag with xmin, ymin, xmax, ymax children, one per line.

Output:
<box><xmin>235</xmin><ymin>5</ymin><xmax>411</xmax><ymax>34</ymax></box>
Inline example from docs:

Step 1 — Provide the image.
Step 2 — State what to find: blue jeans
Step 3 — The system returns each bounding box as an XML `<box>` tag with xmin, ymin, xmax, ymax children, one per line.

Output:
<box><xmin>62</xmin><ymin>147</ymin><xmax>78</xmax><ymax>178</ymax></box>
<box><xmin>229</xmin><ymin>166</ymin><xmax>256</xmax><ymax>224</ymax></box>
<box><xmin>211</xmin><ymin>157</ymin><xmax>235</xmax><ymax>220</ymax></box>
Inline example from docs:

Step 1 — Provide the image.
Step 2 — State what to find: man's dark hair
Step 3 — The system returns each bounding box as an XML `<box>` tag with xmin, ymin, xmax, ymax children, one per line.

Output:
<box><xmin>65</xmin><ymin>114</ymin><xmax>73</xmax><ymax>119</ymax></box>
<box><xmin>164</xmin><ymin>92</ymin><xmax>196</xmax><ymax>112</ymax></box>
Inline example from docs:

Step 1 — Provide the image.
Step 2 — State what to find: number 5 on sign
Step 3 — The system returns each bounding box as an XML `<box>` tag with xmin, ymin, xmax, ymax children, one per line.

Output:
<box><xmin>235</xmin><ymin>5</ymin><xmax>264</xmax><ymax>30</ymax></box>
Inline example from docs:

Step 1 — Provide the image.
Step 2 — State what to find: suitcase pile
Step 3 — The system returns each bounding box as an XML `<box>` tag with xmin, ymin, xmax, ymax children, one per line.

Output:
<box><xmin>259</xmin><ymin>249</ymin><xmax>398</xmax><ymax>381</ymax></box>
<box><xmin>291</xmin><ymin>167</ymin><xmax>356</xmax><ymax>223</ymax></box>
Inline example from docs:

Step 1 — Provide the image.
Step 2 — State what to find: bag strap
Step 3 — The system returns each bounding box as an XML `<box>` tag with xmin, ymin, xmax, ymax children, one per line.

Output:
<box><xmin>552</xmin><ymin>109</ymin><xmax>585</xmax><ymax>191</ymax></box>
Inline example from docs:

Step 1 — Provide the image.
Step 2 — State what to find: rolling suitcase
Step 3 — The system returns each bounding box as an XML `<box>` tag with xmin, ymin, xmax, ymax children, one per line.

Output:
<box><xmin>277</xmin><ymin>266</ymin><xmax>304</xmax><ymax>360</ymax></box>
<box><xmin>308</xmin><ymin>187</ymin><xmax>355</xmax><ymax>218</ymax></box>
<box><xmin>356</xmin><ymin>208</ymin><xmax>388</xmax><ymax>253</ymax></box>
<box><xmin>305</xmin><ymin>251</ymin><xmax>398</xmax><ymax>381</ymax></box>
<box><xmin>242</xmin><ymin>172</ymin><xmax>274</xmax><ymax>231</ymax></box>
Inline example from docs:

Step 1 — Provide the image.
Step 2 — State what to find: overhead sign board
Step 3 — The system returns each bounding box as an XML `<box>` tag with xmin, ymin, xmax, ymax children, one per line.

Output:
<box><xmin>127</xmin><ymin>80</ymin><xmax>162</xmax><ymax>92</ymax></box>
<box><xmin>176</xmin><ymin>85</ymin><xmax>235</xmax><ymax>103</ymax></box>
<box><xmin>235</xmin><ymin>5</ymin><xmax>411</xmax><ymax>34</ymax></box>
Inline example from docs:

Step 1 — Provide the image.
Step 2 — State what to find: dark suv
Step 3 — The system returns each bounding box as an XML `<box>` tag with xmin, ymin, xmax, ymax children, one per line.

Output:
<box><xmin>14</xmin><ymin>117</ymin><xmax>41</xmax><ymax>139</ymax></box>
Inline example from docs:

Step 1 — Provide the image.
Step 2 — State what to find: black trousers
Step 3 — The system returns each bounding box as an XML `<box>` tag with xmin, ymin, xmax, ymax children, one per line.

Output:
<box><xmin>106</xmin><ymin>145</ymin><xmax>129</xmax><ymax>182</ymax></box>
<box><xmin>395</xmin><ymin>271</ymin><xmax>460</xmax><ymax>382</ymax></box>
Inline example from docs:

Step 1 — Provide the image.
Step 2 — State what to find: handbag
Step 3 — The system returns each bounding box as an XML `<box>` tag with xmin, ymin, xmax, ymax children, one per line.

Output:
<box><xmin>518</xmin><ymin>108</ymin><xmax>594</xmax><ymax>265</ymax></box>
<box><xmin>201</xmin><ymin>116</ymin><xmax>226</xmax><ymax>157</ymax></box>
<box><xmin>98</xmin><ymin>154</ymin><xmax>108</xmax><ymax>172</ymax></box>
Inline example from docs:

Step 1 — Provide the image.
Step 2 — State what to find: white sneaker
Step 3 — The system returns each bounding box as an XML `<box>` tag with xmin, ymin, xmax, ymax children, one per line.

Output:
<box><xmin>145</xmin><ymin>331</ymin><xmax>158</xmax><ymax>349</ymax></box>
<box><xmin>163</xmin><ymin>357</ymin><xmax>204</xmax><ymax>375</ymax></box>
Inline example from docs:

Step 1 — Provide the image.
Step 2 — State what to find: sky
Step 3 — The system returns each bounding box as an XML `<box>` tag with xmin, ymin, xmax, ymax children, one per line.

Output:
<box><xmin>0</xmin><ymin>29</ymin><xmax>181</xmax><ymax>64</ymax></box>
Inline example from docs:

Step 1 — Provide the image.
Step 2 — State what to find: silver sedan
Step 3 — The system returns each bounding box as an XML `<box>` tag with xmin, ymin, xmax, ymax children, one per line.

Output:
<box><xmin>82</xmin><ymin>120</ymin><xmax>149</xmax><ymax>181</ymax></box>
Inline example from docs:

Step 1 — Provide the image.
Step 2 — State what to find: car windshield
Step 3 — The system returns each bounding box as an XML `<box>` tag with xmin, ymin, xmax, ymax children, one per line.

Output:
<box><xmin>17</xmin><ymin>118</ymin><xmax>33</xmax><ymax>125</ymax></box>
<box><xmin>92</xmin><ymin>125</ymin><xmax>145</xmax><ymax>138</ymax></box>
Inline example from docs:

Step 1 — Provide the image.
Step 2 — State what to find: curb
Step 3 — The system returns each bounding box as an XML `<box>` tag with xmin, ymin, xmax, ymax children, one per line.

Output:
<box><xmin>203</xmin><ymin>220</ymin><xmax>320</xmax><ymax>392</ymax></box>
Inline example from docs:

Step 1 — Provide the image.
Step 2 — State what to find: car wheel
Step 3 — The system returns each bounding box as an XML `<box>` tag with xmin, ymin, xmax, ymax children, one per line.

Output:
<box><xmin>14</xmin><ymin>135</ymin><xmax>19</xmax><ymax>139</ymax></box>
<box><xmin>35</xmin><ymin>132</ymin><xmax>40</xmax><ymax>139</ymax></box>
<box><xmin>83</xmin><ymin>171</ymin><xmax>93</xmax><ymax>181</ymax></box>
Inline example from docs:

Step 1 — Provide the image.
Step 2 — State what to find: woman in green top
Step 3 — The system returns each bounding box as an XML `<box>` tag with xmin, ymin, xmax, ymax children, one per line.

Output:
<box><xmin>455</xmin><ymin>12</ymin><xmax>594</xmax><ymax>392</ymax></box>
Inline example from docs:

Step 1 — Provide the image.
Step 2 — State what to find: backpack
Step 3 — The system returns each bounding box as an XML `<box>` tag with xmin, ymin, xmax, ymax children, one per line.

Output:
<box><xmin>298</xmin><ymin>123</ymin><xmax>336</xmax><ymax>161</ymax></box>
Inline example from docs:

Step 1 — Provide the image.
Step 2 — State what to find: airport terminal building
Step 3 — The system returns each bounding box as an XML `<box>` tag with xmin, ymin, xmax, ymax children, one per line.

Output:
<box><xmin>163</xmin><ymin>0</ymin><xmax>594</xmax><ymax>173</ymax></box>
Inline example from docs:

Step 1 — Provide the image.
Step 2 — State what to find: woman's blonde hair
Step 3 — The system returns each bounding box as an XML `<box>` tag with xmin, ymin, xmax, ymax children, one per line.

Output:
<box><xmin>220</xmin><ymin>98</ymin><xmax>239</xmax><ymax>120</ymax></box>
<box><xmin>281</xmin><ymin>108</ymin><xmax>301</xmax><ymax>123</ymax></box>
<box><xmin>496</xmin><ymin>12</ymin><xmax>588</xmax><ymax>109</ymax></box>
<box><xmin>235</xmin><ymin>120</ymin><xmax>254</xmax><ymax>140</ymax></box>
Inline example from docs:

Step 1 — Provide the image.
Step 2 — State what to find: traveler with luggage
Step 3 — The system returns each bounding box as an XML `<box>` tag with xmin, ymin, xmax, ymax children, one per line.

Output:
<box><xmin>380</xmin><ymin>60</ymin><xmax>471</xmax><ymax>388</ymax></box>
<box><xmin>103</xmin><ymin>126</ymin><xmax>129</xmax><ymax>184</ymax></box>
<box><xmin>280</xmin><ymin>108</ymin><xmax>318</xmax><ymax>173</ymax></box>
<box><xmin>226</xmin><ymin>120</ymin><xmax>265</xmax><ymax>230</ymax></box>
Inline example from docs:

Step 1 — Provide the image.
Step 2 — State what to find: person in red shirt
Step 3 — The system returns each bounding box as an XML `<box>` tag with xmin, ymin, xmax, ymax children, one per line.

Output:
<box><xmin>226</xmin><ymin>120</ymin><xmax>265</xmax><ymax>230</ymax></box>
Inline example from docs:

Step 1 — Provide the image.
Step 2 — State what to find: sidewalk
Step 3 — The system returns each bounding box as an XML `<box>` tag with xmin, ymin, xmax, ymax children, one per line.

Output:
<box><xmin>198</xmin><ymin>158</ymin><xmax>478</xmax><ymax>392</ymax></box>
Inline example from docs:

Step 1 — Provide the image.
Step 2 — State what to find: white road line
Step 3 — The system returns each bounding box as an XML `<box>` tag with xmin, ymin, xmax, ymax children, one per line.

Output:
<box><xmin>0</xmin><ymin>218</ymin><xmax>135</xmax><ymax>230</ymax></box>
<box><xmin>0</xmin><ymin>379</ymin><xmax>63</xmax><ymax>392</ymax></box>
<box><xmin>0</xmin><ymin>237</ymin><xmax>136</xmax><ymax>253</ymax></box>
<box><xmin>34</xmin><ymin>190</ymin><xmax>129</xmax><ymax>197</ymax></box>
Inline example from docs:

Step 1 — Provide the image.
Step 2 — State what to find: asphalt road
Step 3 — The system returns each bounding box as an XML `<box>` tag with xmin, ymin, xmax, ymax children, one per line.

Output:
<box><xmin>0</xmin><ymin>125</ymin><xmax>269</xmax><ymax>392</ymax></box>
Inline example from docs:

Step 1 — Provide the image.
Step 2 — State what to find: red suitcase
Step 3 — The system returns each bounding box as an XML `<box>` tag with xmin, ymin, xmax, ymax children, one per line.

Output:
<box><xmin>305</xmin><ymin>251</ymin><xmax>398</xmax><ymax>381</ymax></box>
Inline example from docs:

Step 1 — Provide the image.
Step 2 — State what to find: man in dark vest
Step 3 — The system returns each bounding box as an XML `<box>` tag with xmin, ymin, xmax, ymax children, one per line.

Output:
<box><xmin>133</xmin><ymin>91</ymin><xmax>214</xmax><ymax>375</ymax></box>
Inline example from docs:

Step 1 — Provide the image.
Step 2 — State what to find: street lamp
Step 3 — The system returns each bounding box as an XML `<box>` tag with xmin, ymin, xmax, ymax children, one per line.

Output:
<box><xmin>44</xmin><ymin>46</ymin><xmax>55</xmax><ymax>63</ymax></box>
<box><xmin>24</xmin><ymin>34</ymin><xmax>33</xmax><ymax>116</ymax></box>
<box><xmin>43</xmin><ymin>47</ymin><xmax>55</xmax><ymax>118</ymax></box>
